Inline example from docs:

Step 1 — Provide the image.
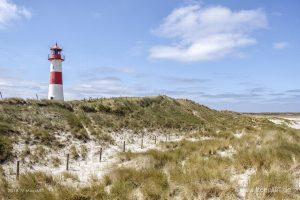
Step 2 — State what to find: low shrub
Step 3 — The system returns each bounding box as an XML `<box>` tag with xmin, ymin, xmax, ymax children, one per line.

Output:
<box><xmin>51</xmin><ymin>156</ymin><xmax>61</xmax><ymax>167</ymax></box>
<box><xmin>80</xmin><ymin>104</ymin><xmax>97</xmax><ymax>113</ymax></box>
<box><xmin>70</xmin><ymin>145</ymin><xmax>79</xmax><ymax>160</ymax></box>
<box><xmin>80</xmin><ymin>145</ymin><xmax>88</xmax><ymax>160</ymax></box>
<box><xmin>94</xmin><ymin>131</ymin><xmax>114</xmax><ymax>144</ymax></box>
<box><xmin>31</xmin><ymin>129</ymin><xmax>55</xmax><ymax>145</ymax></box>
<box><xmin>0</xmin><ymin>121</ymin><xmax>14</xmax><ymax>135</ymax></box>
<box><xmin>0</xmin><ymin>136</ymin><xmax>13</xmax><ymax>162</ymax></box>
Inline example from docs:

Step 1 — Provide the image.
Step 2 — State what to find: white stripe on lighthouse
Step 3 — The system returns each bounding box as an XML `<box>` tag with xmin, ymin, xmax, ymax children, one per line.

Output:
<box><xmin>48</xmin><ymin>84</ymin><xmax>64</xmax><ymax>100</ymax></box>
<box><xmin>50</xmin><ymin>60</ymin><xmax>62</xmax><ymax>72</ymax></box>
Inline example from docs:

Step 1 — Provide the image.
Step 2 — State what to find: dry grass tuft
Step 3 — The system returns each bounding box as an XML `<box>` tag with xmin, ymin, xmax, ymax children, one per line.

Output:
<box><xmin>246</xmin><ymin>170</ymin><xmax>295</xmax><ymax>199</ymax></box>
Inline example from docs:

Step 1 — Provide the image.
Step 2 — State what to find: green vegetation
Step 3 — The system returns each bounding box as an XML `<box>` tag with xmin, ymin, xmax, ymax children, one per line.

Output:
<box><xmin>70</xmin><ymin>145</ymin><xmax>79</xmax><ymax>160</ymax></box>
<box><xmin>51</xmin><ymin>156</ymin><xmax>61</xmax><ymax>167</ymax></box>
<box><xmin>247</xmin><ymin>170</ymin><xmax>295</xmax><ymax>199</ymax></box>
<box><xmin>0</xmin><ymin>96</ymin><xmax>262</xmax><ymax>133</ymax></box>
<box><xmin>135</xmin><ymin>140</ymin><xmax>238</xmax><ymax>199</ymax></box>
<box><xmin>106</xmin><ymin>168</ymin><xmax>169</xmax><ymax>200</ymax></box>
<box><xmin>0</xmin><ymin>135</ymin><xmax>12</xmax><ymax>163</ymax></box>
<box><xmin>0</xmin><ymin>96</ymin><xmax>299</xmax><ymax>199</ymax></box>
<box><xmin>80</xmin><ymin>144</ymin><xmax>88</xmax><ymax>160</ymax></box>
<box><xmin>0</xmin><ymin>121</ymin><xmax>14</xmax><ymax>135</ymax></box>
<box><xmin>0</xmin><ymin>96</ymin><xmax>258</xmax><ymax>164</ymax></box>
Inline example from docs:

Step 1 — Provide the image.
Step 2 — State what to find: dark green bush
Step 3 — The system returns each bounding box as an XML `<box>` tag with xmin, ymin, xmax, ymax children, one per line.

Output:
<box><xmin>37</xmin><ymin>100</ymin><xmax>73</xmax><ymax>111</ymax></box>
<box><xmin>0</xmin><ymin>121</ymin><xmax>14</xmax><ymax>135</ymax></box>
<box><xmin>0</xmin><ymin>136</ymin><xmax>13</xmax><ymax>162</ymax></box>
<box><xmin>96</xmin><ymin>104</ymin><xmax>112</xmax><ymax>113</ymax></box>
<box><xmin>80</xmin><ymin>105</ymin><xmax>97</xmax><ymax>113</ymax></box>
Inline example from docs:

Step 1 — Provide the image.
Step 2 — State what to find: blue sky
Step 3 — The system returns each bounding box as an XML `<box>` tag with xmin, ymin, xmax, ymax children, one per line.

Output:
<box><xmin>0</xmin><ymin>0</ymin><xmax>299</xmax><ymax>112</ymax></box>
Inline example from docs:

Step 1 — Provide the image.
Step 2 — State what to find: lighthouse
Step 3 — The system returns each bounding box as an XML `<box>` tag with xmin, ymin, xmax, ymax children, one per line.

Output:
<box><xmin>48</xmin><ymin>43</ymin><xmax>64</xmax><ymax>101</ymax></box>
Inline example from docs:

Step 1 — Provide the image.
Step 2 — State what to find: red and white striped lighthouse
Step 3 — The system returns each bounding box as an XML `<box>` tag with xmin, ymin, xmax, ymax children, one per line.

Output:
<box><xmin>48</xmin><ymin>43</ymin><xmax>64</xmax><ymax>100</ymax></box>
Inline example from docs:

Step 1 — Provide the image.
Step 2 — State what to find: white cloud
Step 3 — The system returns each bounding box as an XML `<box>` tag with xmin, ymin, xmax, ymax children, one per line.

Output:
<box><xmin>149</xmin><ymin>5</ymin><xmax>267</xmax><ymax>62</ymax></box>
<box><xmin>273</xmin><ymin>42</ymin><xmax>289</xmax><ymax>50</ymax></box>
<box><xmin>0</xmin><ymin>0</ymin><xmax>31</xmax><ymax>28</ymax></box>
<box><xmin>65</xmin><ymin>77</ymin><xmax>135</xmax><ymax>99</ymax></box>
<box><xmin>0</xmin><ymin>77</ymin><xmax>47</xmax><ymax>98</ymax></box>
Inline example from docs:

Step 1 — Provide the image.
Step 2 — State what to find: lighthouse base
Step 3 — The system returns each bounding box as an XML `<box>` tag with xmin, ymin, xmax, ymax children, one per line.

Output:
<box><xmin>48</xmin><ymin>84</ymin><xmax>64</xmax><ymax>100</ymax></box>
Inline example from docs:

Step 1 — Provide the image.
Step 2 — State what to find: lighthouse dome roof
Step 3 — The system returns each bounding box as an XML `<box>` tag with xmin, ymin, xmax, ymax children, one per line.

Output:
<box><xmin>50</xmin><ymin>43</ymin><xmax>62</xmax><ymax>50</ymax></box>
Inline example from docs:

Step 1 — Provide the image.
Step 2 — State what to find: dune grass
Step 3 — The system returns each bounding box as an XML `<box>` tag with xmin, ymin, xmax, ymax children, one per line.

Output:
<box><xmin>0</xmin><ymin>95</ymin><xmax>260</xmax><ymax>165</ymax></box>
<box><xmin>1</xmin><ymin>127</ymin><xmax>299</xmax><ymax>199</ymax></box>
<box><xmin>0</xmin><ymin>96</ymin><xmax>300</xmax><ymax>199</ymax></box>
<box><xmin>246</xmin><ymin>170</ymin><xmax>295</xmax><ymax>199</ymax></box>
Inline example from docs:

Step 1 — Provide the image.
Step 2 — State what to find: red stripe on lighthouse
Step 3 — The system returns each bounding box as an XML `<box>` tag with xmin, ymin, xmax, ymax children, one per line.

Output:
<box><xmin>50</xmin><ymin>72</ymin><xmax>63</xmax><ymax>84</ymax></box>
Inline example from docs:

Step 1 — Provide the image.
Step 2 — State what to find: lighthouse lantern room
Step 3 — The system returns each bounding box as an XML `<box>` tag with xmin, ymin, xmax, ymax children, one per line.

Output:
<box><xmin>48</xmin><ymin>43</ymin><xmax>64</xmax><ymax>100</ymax></box>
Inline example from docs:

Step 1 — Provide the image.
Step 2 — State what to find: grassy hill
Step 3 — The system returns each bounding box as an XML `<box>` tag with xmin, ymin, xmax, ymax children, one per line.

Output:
<box><xmin>0</xmin><ymin>96</ymin><xmax>299</xmax><ymax>199</ymax></box>
<box><xmin>0</xmin><ymin>95</ymin><xmax>256</xmax><ymax>132</ymax></box>
<box><xmin>0</xmin><ymin>95</ymin><xmax>260</xmax><ymax>162</ymax></box>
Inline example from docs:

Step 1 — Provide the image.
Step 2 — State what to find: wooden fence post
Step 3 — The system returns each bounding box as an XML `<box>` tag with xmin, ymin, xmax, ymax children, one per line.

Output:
<box><xmin>123</xmin><ymin>141</ymin><xmax>126</xmax><ymax>152</ymax></box>
<box><xmin>0</xmin><ymin>91</ymin><xmax>2</xmax><ymax>100</ymax></box>
<box><xmin>154</xmin><ymin>136</ymin><xmax>157</xmax><ymax>144</ymax></box>
<box><xmin>66</xmin><ymin>154</ymin><xmax>69</xmax><ymax>171</ymax></box>
<box><xmin>141</xmin><ymin>133</ymin><xmax>144</xmax><ymax>149</ymax></box>
<box><xmin>16</xmin><ymin>160</ymin><xmax>20</xmax><ymax>180</ymax></box>
<box><xmin>99</xmin><ymin>148</ymin><xmax>102</xmax><ymax>162</ymax></box>
<box><xmin>36</xmin><ymin>94</ymin><xmax>39</xmax><ymax>100</ymax></box>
